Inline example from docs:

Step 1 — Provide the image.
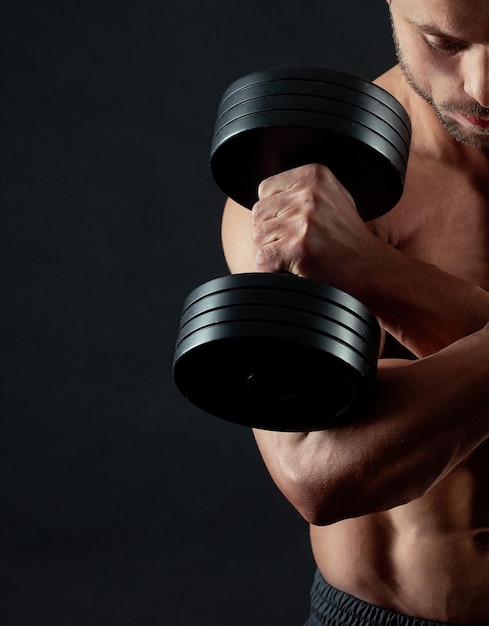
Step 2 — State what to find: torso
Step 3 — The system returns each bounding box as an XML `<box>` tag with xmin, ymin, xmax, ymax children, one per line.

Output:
<box><xmin>310</xmin><ymin>66</ymin><xmax>489</xmax><ymax>624</ymax></box>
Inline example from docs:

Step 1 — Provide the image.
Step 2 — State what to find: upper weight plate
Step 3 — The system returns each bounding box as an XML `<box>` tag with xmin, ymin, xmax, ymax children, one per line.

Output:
<box><xmin>210</xmin><ymin>66</ymin><xmax>411</xmax><ymax>221</ymax></box>
<box><xmin>214</xmin><ymin>97</ymin><xmax>410</xmax><ymax>162</ymax></box>
<box><xmin>217</xmin><ymin>66</ymin><xmax>410</xmax><ymax>136</ymax></box>
<box><xmin>215</xmin><ymin>79</ymin><xmax>411</xmax><ymax>149</ymax></box>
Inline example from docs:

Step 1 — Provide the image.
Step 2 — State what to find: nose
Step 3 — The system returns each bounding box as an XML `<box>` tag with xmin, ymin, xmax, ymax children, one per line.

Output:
<box><xmin>463</xmin><ymin>47</ymin><xmax>489</xmax><ymax>108</ymax></box>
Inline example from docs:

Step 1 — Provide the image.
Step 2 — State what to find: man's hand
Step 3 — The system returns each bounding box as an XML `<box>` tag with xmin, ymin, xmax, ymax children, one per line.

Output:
<box><xmin>251</xmin><ymin>163</ymin><xmax>383</xmax><ymax>295</ymax></box>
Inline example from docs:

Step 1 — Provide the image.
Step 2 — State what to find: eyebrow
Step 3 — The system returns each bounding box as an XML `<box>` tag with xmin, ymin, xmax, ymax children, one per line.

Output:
<box><xmin>406</xmin><ymin>19</ymin><xmax>466</xmax><ymax>41</ymax></box>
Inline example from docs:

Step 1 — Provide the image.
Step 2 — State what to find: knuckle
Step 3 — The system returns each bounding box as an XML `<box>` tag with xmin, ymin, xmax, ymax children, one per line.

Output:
<box><xmin>305</xmin><ymin>162</ymin><xmax>324</xmax><ymax>176</ymax></box>
<box><xmin>257</xmin><ymin>179</ymin><xmax>267</xmax><ymax>200</ymax></box>
<box><xmin>255</xmin><ymin>244</ymin><xmax>281</xmax><ymax>272</ymax></box>
<box><xmin>296</xmin><ymin>187</ymin><xmax>320</xmax><ymax>214</ymax></box>
<box><xmin>302</xmin><ymin>162</ymin><xmax>331</xmax><ymax>182</ymax></box>
<box><xmin>252</xmin><ymin>223</ymin><xmax>265</xmax><ymax>245</ymax></box>
<box><xmin>251</xmin><ymin>202</ymin><xmax>260</xmax><ymax>225</ymax></box>
<box><xmin>251</xmin><ymin>198</ymin><xmax>268</xmax><ymax>226</ymax></box>
<box><xmin>257</xmin><ymin>176</ymin><xmax>274</xmax><ymax>200</ymax></box>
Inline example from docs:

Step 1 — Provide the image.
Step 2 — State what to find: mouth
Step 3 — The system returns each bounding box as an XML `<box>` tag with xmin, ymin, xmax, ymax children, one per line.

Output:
<box><xmin>459</xmin><ymin>114</ymin><xmax>489</xmax><ymax>130</ymax></box>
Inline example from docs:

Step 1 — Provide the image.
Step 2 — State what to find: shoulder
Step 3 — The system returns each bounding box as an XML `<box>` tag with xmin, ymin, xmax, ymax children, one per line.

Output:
<box><xmin>373</xmin><ymin>65</ymin><xmax>414</xmax><ymax>118</ymax></box>
<box><xmin>373</xmin><ymin>65</ymin><xmax>403</xmax><ymax>95</ymax></box>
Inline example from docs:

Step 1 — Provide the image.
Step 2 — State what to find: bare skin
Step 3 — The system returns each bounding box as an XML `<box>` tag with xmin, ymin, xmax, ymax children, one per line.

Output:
<box><xmin>221</xmin><ymin>1</ymin><xmax>489</xmax><ymax>623</ymax></box>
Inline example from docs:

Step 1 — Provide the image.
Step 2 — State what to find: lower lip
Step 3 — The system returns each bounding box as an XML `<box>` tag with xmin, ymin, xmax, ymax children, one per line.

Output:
<box><xmin>461</xmin><ymin>115</ymin><xmax>489</xmax><ymax>129</ymax></box>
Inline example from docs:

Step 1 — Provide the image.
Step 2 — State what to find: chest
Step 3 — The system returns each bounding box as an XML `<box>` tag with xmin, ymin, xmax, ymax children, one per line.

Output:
<box><xmin>372</xmin><ymin>159</ymin><xmax>489</xmax><ymax>290</ymax></box>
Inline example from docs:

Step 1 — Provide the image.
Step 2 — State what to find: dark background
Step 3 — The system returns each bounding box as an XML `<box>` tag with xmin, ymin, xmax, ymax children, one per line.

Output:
<box><xmin>2</xmin><ymin>2</ymin><xmax>395</xmax><ymax>624</ymax></box>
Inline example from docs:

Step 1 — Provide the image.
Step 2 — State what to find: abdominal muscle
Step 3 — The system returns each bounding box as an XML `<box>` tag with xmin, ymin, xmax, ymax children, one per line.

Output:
<box><xmin>310</xmin><ymin>441</ymin><xmax>489</xmax><ymax>624</ymax></box>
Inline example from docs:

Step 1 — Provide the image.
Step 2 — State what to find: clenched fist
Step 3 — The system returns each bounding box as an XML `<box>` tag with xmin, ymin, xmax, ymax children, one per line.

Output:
<box><xmin>251</xmin><ymin>163</ymin><xmax>383</xmax><ymax>295</ymax></box>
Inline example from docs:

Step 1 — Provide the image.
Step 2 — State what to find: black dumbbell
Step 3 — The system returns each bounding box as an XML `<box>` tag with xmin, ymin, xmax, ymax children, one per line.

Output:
<box><xmin>173</xmin><ymin>66</ymin><xmax>411</xmax><ymax>431</ymax></box>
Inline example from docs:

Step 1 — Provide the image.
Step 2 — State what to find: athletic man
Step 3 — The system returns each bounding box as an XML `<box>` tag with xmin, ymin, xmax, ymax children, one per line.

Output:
<box><xmin>221</xmin><ymin>1</ymin><xmax>489</xmax><ymax>624</ymax></box>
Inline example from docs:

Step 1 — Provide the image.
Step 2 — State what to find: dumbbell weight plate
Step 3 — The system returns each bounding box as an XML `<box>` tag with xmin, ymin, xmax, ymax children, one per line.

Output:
<box><xmin>215</xmin><ymin>80</ymin><xmax>410</xmax><ymax>152</ymax></box>
<box><xmin>214</xmin><ymin>95</ymin><xmax>409</xmax><ymax>162</ymax></box>
<box><xmin>173</xmin><ymin>273</ymin><xmax>380</xmax><ymax>431</ymax></box>
<box><xmin>210</xmin><ymin>67</ymin><xmax>410</xmax><ymax>220</ymax></box>
<box><xmin>216</xmin><ymin>66</ymin><xmax>410</xmax><ymax>142</ymax></box>
<box><xmin>178</xmin><ymin>273</ymin><xmax>379</xmax><ymax>358</ymax></box>
<box><xmin>215</xmin><ymin>80</ymin><xmax>410</xmax><ymax>160</ymax></box>
<box><xmin>217</xmin><ymin>65</ymin><xmax>410</xmax><ymax>124</ymax></box>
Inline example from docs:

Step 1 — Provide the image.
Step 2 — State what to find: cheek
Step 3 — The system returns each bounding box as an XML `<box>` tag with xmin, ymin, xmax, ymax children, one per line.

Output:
<box><xmin>422</xmin><ymin>59</ymin><xmax>463</xmax><ymax>102</ymax></box>
<box><xmin>404</xmin><ymin>40</ymin><xmax>461</xmax><ymax>94</ymax></box>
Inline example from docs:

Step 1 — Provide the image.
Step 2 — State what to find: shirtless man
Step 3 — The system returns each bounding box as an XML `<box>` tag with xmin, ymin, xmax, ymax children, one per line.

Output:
<box><xmin>221</xmin><ymin>1</ymin><xmax>489</xmax><ymax>624</ymax></box>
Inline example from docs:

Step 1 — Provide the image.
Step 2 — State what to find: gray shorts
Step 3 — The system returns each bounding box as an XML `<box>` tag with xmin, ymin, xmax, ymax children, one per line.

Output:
<box><xmin>304</xmin><ymin>569</ymin><xmax>457</xmax><ymax>626</ymax></box>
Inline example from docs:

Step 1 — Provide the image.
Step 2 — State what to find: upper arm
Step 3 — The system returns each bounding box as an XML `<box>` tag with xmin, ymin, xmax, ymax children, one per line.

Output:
<box><xmin>221</xmin><ymin>198</ymin><xmax>257</xmax><ymax>273</ymax></box>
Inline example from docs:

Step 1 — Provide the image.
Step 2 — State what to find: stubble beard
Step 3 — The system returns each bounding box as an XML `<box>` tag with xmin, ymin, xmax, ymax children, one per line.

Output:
<box><xmin>389</xmin><ymin>14</ymin><xmax>489</xmax><ymax>149</ymax></box>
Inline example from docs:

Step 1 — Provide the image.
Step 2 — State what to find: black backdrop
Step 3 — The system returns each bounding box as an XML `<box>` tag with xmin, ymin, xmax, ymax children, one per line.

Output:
<box><xmin>2</xmin><ymin>2</ymin><xmax>395</xmax><ymax>624</ymax></box>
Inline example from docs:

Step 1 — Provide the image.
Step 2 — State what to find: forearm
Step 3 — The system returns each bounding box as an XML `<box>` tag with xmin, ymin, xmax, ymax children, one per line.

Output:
<box><xmin>356</xmin><ymin>242</ymin><xmax>489</xmax><ymax>357</ymax></box>
<box><xmin>253</xmin><ymin>323</ymin><xmax>489</xmax><ymax>526</ymax></box>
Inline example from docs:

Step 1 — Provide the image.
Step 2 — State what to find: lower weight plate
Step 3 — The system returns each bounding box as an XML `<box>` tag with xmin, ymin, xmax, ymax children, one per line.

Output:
<box><xmin>173</xmin><ymin>274</ymin><xmax>380</xmax><ymax>430</ymax></box>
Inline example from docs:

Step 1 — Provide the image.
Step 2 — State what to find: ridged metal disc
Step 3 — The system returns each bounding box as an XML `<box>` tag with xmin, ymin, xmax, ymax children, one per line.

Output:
<box><xmin>210</xmin><ymin>66</ymin><xmax>411</xmax><ymax>221</ymax></box>
<box><xmin>173</xmin><ymin>274</ymin><xmax>380</xmax><ymax>431</ymax></box>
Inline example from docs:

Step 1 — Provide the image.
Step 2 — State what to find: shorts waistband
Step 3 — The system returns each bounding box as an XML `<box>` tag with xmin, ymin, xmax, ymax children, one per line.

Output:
<box><xmin>306</xmin><ymin>569</ymin><xmax>457</xmax><ymax>626</ymax></box>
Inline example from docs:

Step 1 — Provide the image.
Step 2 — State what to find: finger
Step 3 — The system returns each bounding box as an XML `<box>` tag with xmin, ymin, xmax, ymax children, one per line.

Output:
<box><xmin>251</xmin><ymin>193</ymin><xmax>295</xmax><ymax>227</ymax></box>
<box><xmin>257</xmin><ymin>167</ymin><xmax>304</xmax><ymax>200</ymax></box>
<box><xmin>253</xmin><ymin>215</ymin><xmax>286</xmax><ymax>247</ymax></box>
<box><xmin>257</xmin><ymin>163</ymin><xmax>334</xmax><ymax>200</ymax></box>
<box><xmin>254</xmin><ymin>240</ymin><xmax>287</xmax><ymax>273</ymax></box>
